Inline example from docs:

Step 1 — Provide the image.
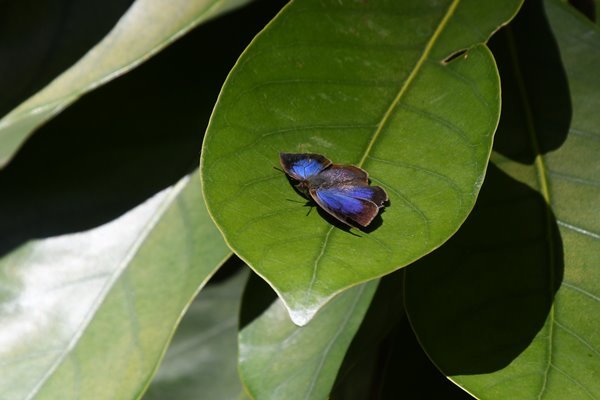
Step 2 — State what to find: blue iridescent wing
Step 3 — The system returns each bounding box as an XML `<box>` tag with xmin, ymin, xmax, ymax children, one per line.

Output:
<box><xmin>279</xmin><ymin>153</ymin><xmax>331</xmax><ymax>181</ymax></box>
<box><xmin>310</xmin><ymin>185</ymin><xmax>388</xmax><ymax>227</ymax></box>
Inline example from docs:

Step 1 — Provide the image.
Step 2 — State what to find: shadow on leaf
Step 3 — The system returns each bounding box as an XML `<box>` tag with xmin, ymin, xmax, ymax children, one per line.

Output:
<box><xmin>490</xmin><ymin>0</ymin><xmax>571</xmax><ymax>164</ymax></box>
<box><xmin>404</xmin><ymin>164</ymin><xmax>564</xmax><ymax>374</ymax></box>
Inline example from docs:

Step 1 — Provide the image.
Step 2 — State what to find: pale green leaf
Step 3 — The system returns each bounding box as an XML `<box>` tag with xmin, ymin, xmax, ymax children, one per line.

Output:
<box><xmin>144</xmin><ymin>269</ymin><xmax>249</xmax><ymax>400</ymax></box>
<box><xmin>0</xmin><ymin>173</ymin><xmax>231</xmax><ymax>400</ymax></box>
<box><xmin>0</xmin><ymin>0</ymin><xmax>251</xmax><ymax>168</ymax></box>
<box><xmin>238</xmin><ymin>275</ymin><xmax>377</xmax><ymax>399</ymax></box>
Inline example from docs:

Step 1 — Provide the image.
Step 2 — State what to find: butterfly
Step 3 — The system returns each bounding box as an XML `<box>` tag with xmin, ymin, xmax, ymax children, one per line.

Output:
<box><xmin>279</xmin><ymin>152</ymin><xmax>388</xmax><ymax>227</ymax></box>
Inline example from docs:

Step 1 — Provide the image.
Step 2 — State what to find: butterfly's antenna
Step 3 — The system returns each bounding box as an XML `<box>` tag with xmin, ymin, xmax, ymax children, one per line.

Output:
<box><xmin>305</xmin><ymin>205</ymin><xmax>315</xmax><ymax>216</ymax></box>
<box><xmin>273</xmin><ymin>166</ymin><xmax>284</xmax><ymax>173</ymax></box>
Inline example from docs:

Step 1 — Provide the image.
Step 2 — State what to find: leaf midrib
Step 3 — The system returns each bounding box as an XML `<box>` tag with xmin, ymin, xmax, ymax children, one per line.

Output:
<box><xmin>357</xmin><ymin>0</ymin><xmax>461</xmax><ymax>167</ymax></box>
<box><xmin>305</xmin><ymin>0</ymin><xmax>461</xmax><ymax>304</ymax></box>
<box><xmin>505</xmin><ymin>27</ymin><xmax>557</xmax><ymax>400</ymax></box>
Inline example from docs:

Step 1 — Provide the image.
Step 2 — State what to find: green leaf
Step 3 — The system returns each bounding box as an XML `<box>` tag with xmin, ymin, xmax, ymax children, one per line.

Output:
<box><xmin>144</xmin><ymin>268</ymin><xmax>249</xmax><ymax>400</ymax></box>
<box><xmin>0</xmin><ymin>173</ymin><xmax>231</xmax><ymax>399</ymax></box>
<box><xmin>0</xmin><ymin>0</ymin><xmax>252</xmax><ymax>169</ymax></box>
<box><xmin>405</xmin><ymin>0</ymin><xmax>600</xmax><ymax>398</ymax></box>
<box><xmin>405</xmin><ymin>165</ymin><xmax>563</xmax><ymax>398</ymax></box>
<box><xmin>330</xmin><ymin>272</ymin><xmax>405</xmax><ymax>400</ymax></box>
<box><xmin>201</xmin><ymin>0</ymin><xmax>522</xmax><ymax>325</ymax></box>
<box><xmin>238</xmin><ymin>273</ymin><xmax>377</xmax><ymax>399</ymax></box>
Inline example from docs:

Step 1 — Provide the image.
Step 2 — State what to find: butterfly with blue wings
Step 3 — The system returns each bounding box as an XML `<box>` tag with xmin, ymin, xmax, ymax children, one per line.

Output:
<box><xmin>279</xmin><ymin>153</ymin><xmax>388</xmax><ymax>227</ymax></box>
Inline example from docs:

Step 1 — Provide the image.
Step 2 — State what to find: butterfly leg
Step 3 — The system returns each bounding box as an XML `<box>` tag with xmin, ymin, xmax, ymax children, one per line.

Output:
<box><xmin>306</xmin><ymin>204</ymin><xmax>314</xmax><ymax>216</ymax></box>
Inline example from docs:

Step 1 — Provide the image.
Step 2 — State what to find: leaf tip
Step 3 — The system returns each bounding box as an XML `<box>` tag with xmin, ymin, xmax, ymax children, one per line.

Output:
<box><xmin>288</xmin><ymin>305</ymin><xmax>321</xmax><ymax>327</ymax></box>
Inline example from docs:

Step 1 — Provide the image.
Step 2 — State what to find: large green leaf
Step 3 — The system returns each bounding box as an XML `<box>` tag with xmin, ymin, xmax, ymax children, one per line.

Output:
<box><xmin>0</xmin><ymin>0</ymin><xmax>251</xmax><ymax>168</ymax></box>
<box><xmin>405</xmin><ymin>164</ymin><xmax>563</xmax><ymax>398</ymax></box>
<box><xmin>201</xmin><ymin>0</ymin><xmax>522</xmax><ymax>325</ymax></box>
<box><xmin>144</xmin><ymin>268</ymin><xmax>249</xmax><ymax>400</ymax></box>
<box><xmin>238</xmin><ymin>273</ymin><xmax>377</xmax><ymax>399</ymax></box>
<box><xmin>405</xmin><ymin>0</ymin><xmax>600</xmax><ymax>398</ymax></box>
<box><xmin>0</xmin><ymin>173</ymin><xmax>231</xmax><ymax>400</ymax></box>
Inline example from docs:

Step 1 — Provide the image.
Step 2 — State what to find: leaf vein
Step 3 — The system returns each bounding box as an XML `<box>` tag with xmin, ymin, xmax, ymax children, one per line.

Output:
<box><xmin>548</xmin><ymin>171</ymin><xmax>600</xmax><ymax>187</ymax></box>
<box><xmin>357</xmin><ymin>0</ymin><xmax>461</xmax><ymax>167</ymax></box>
<box><xmin>557</xmin><ymin>220</ymin><xmax>600</xmax><ymax>240</ymax></box>
<box><xmin>306</xmin><ymin>227</ymin><xmax>334</xmax><ymax>301</ymax></box>
<box><xmin>569</xmin><ymin>128</ymin><xmax>600</xmax><ymax>140</ymax></box>
<box><xmin>549</xmin><ymin>363</ymin><xmax>597</xmax><ymax>400</ymax></box>
<box><xmin>370</xmin><ymin>176</ymin><xmax>431</xmax><ymax>245</ymax></box>
<box><xmin>24</xmin><ymin>177</ymin><xmax>191</xmax><ymax>400</ymax></box>
<box><xmin>554</xmin><ymin>320</ymin><xmax>600</xmax><ymax>357</ymax></box>
<box><xmin>396</xmin><ymin>102</ymin><xmax>476</xmax><ymax>146</ymax></box>
<box><xmin>368</xmin><ymin>155</ymin><xmax>465</xmax><ymax>212</ymax></box>
<box><xmin>561</xmin><ymin>282</ymin><xmax>600</xmax><ymax>303</ymax></box>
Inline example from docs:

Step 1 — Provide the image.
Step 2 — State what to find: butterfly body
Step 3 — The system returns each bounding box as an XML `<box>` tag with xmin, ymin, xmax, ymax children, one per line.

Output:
<box><xmin>279</xmin><ymin>152</ymin><xmax>388</xmax><ymax>227</ymax></box>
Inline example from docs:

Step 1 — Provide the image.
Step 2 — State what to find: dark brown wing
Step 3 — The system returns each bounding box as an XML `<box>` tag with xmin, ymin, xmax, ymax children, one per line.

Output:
<box><xmin>317</xmin><ymin>164</ymin><xmax>369</xmax><ymax>184</ymax></box>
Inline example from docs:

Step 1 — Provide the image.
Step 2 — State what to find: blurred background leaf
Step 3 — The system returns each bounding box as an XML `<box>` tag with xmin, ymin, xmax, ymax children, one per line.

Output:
<box><xmin>330</xmin><ymin>272</ymin><xmax>471</xmax><ymax>399</ymax></box>
<box><xmin>202</xmin><ymin>0</ymin><xmax>523</xmax><ymax>326</ymax></box>
<box><xmin>0</xmin><ymin>172</ymin><xmax>231</xmax><ymax>399</ymax></box>
<box><xmin>238</xmin><ymin>272</ymin><xmax>377</xmax><ymax>400</ymax></box>
<box><xmin>406</xmin><ymin>0</ymin><xmax>599</xmax><ymax>397</ymax></box>
<box><xmin>0</xmin><ymin>0</ymin><xmax>253</xmax><ymax>168</ymax></box>
<box><xmin>0</xmin><ymin>0</ymin><xmax>283</xmax><ymax>259</ymax></box>
<box><xmin>144</xmin><ymin>264</ymin><xmax>250</xmax><ymax>400</ymax></box>
<box><xmin>567</xmin><ymin>0</ymin><xmax>597</xmax><ymax>24</ymax></box>
<box><xmin>0</xmin><ymin>1</ymin><xmax>283</xmax><ymax>399</ymax></box>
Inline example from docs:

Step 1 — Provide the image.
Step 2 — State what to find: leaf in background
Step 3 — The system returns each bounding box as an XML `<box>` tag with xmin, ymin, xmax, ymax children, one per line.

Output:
<box><xmin>238</xmin><ymin>273</ymin><xmax>377</xmax><ymax>399</ymax></box>
<box><xmin>405</xmin><ymin>165</ymin><xmax>563</xmax><ymax>398</ymax></box>
<box><xmin>144</xmin><ymin>267</ymin><xmax>249</xmax><ymax>400</ymax></box>
<box><xmin>330</xmin><ymin>272</ymin><xmax>405</xmax><ymax>400</ymax></box>
<box><xmin>405</xmin><ymin>0</ymin><xmax>600</xmax><ymax>398</ymax></box>
<box><xmin>329</xmin><ymin>271</ymin><xmax>470</xmax><ymax>400</ymax></box>
<box><xmin>566</xmin><ymin>0</ymin><xmax>598</xmax><ymax>23</ymax></box>
<box><xmin>202</xmin><ymin>0</ymin><xmax>523</xmax><ymax>325</ymax></box>
<box><xmin>0</xmin><ymin>173</ymin><xmax>231</xmax><ymax>400</ymax></box>
<box><xmin>0</xmin><ymin>0</ymin><xmax>285</xmax><ymax>258</ymax></box>
<box><xmin>0</xmin><ymin>0</ymin><xmax>252</xmax><ymax>168</ymax></box>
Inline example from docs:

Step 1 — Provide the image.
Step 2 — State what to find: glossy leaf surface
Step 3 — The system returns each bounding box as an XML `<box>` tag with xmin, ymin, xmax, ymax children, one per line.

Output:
<box><xmin>0</xmin><ymin>174</ymin><xmax>230</xmax><ymax>399</ymax></box>
<box><xmin>0</xmin><ymin>0</ymin><xmax>251</xmax><ymax>168</ymax></box>
<box><xmin>238</xmin><ymin>274</ymin><xmax>377</xmax><ymax>399</ymax></box>
<box><xmin>406</xmin><ymin>0</ymin><xmax>600</xmax><ymax>398</ymax></box>
<box><xmin>202</xmin><ymin>0</ymin><xmax>522</xmax><ymax>324</ymax></box>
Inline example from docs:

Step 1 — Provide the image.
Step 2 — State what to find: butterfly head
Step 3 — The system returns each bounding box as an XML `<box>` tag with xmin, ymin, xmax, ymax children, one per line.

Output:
<box><xmin>294</xmin><ymin>179</ymin><xmax>310</xmax><ymax>194</ymax></box>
